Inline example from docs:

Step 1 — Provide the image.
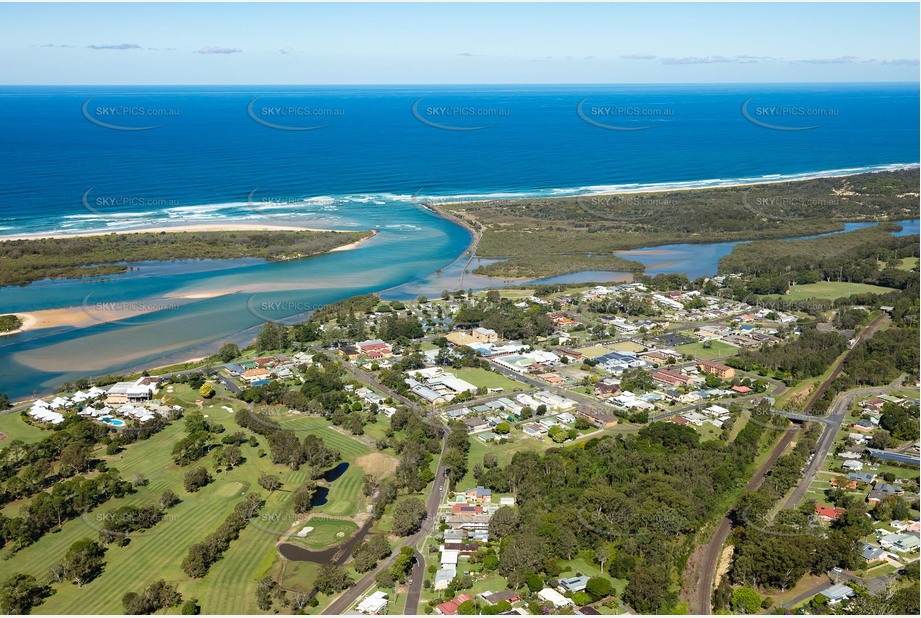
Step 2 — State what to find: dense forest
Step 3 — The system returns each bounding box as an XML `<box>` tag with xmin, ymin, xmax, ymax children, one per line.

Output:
<box><xmin>0</xmin><ymin>229</ymin><xmax>370</xmax><ymax>286</ymax></box>
<box><xmin>726</xmin><ymin>328</ymin><xmax>849</xmax><ymax>383</ymax></box>
<box><xmin>718</xmin><ymin>224</ymin><xmax>919</xmax><ymax>287</ymax></box>
<box><xmin>812</xmin><ymin>325</ymin><xmax>920</xmax><ymax>414</ymax></box>
<box><xmin>468</xmin><ymin>419</ymin><xmax>774</xmax><ymax>613</ymax></box>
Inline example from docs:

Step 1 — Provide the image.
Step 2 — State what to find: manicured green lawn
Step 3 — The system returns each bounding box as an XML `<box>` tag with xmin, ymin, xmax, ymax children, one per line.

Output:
<box><xmin>676</xmin><ymin>340</ymin><xmax>738</xmax><ymax>360</ymax></box>
<box><xmin>0</xmin><ymin>397</ymin><xmax>375</xmax><ymax>614</ymax></box>
<box><xmin>0</xmin><ymin>412</ymin><xmax>49</xmax><ymax>444</ymax></box>
<box><xmin>764</xmin><ymin>281</ymin><xmax>895</xmax><ymax>301</ymax></box>
<box><xmin>452</xmin><ymin>367</ymin><xmax>528</xmax><ymax>392</ymax></box>
<box><xmin>291</xmin><ymin>517</ymin><xmax>358</xmax><ymax>549</ymax></box>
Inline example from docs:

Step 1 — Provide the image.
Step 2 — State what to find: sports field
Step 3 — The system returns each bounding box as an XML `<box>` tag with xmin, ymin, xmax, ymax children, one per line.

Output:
<box><xmin>764</xmin><ymin>281</ymin><xmax>894</xmax><ymax>301</ymax></box>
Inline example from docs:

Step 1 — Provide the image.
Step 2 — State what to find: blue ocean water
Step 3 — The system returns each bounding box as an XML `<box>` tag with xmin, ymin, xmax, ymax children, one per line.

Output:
<box><xmin>0</xmin><ymin>84</ymin><xmax>918</xmax><ymax>398</ymax></box>
<box><xmin>0</xmin><ymin>83</ymin><xmax>917</xmax><ymax>235</ymax></box>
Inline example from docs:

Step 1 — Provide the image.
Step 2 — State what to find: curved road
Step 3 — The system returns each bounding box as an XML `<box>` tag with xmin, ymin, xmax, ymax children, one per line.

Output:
<box><xmin>688</xmin><ymin>314</ymin><xmax>890</xmax><ymax>614</ymax></box>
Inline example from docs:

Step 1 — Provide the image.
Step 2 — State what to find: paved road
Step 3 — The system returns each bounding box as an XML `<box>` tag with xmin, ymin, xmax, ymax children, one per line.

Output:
<box><xmin>688</xmin><ymin>314</ymin><xmax>890</xmax><ymax>615</ymax></box>
<box><xmin>783</xmin><ymin>376</ymin><xmax>904</xmax><ymax>510</ymax></box>
<box><xmin>316</xmin><ymin>345</ymin><xmax>450</xmax><ymax>615</ymax></box>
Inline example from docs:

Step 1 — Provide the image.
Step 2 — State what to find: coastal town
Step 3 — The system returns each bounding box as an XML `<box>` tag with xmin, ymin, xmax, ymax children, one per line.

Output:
<box><xmin>1</xmin><ymin>268</ymin><xmax>918</xmax><ymax>616</ymax></box>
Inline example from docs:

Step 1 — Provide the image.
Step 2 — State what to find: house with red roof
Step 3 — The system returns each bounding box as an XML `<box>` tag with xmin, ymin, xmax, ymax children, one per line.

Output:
<box><xmin>451</xmin><ymin>503</ymin><xmax>484</xmax><ymax>515</ymax></box>
<box><xmin>436</xmin><ymin>594</ymin><xmax>476</xmax><ymax>615</ymax></box>
<box><xmin>731</xmin><ymin>385</ymin><xmax>753</xmax><ymax>394</ymax></box>
<box><xmin>815</xmin><ymin>504</ymin><xmax>847</xmax><ymax>523</ymax></box>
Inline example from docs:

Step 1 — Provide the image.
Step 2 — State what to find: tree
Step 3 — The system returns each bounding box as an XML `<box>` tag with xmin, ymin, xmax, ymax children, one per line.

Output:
<box><xmin>623</xmin><ymin>565</ymin><xmax>674</xmax><ymax>613</ymax></box>
<box><xmin>181</xmin><ymin>599</ymin><xmax>201</xmax><ymax>615</ymax></box>
<box><xmin>183</xmin><ymin>467</ymin><xmax>212</xmax><ymax>493</ymax></box>
<box><xmin>0</xmin><ymin>573</ymin><xmax>51</xmax><ymax>615</ymax></box>
<box><xmin>218</xmin><ymin>445</ymin><xmax>243</xmax><ymax>469</ymax></box>
<box><xmin>391</xmin><ymin>497</ymin><xmax>426</xmax><ymax>536</ymax></box>
<box><xmin>257</xmin><ymin>473</ymin><xmax>281</xmax><ymax>491</ymax></box>
<box><xmin>731</xmin><ymin>586</ymin><xmax>762</xmax><ymax>614</ymax></box>
<box><xmin>122</xmin><ymin>579</ymin><xmax>182</xmax><ymax>615</ymax></box>
<box><xmin>58</xmin><ymin>443</ymin><xmax>91</xmax><ymax>477</ymax></box>
<box><xmin>199</xmin><ymin>382</ymin><xmax>215</xmax><ymax>399</ymax></box>
<box><xmin>585</xmin><ymin>576</ymin><xmax>613</xmax><ymax>601</ymax></box>
<box><xmin>375</xmin><ymin>570</ymin><xmax>395</xmax><ymax>589</ymax></box>
<box><xmin>314</xmin><ymin>563</ymin><xmax>352</xmax><ymax>595</ymax></box>
<box><xmin>218</xmin><ymin>343</ymin><xmax>240</xmax><ymax>362</ymax></box>
<box><xmin>548</xmin><ymin>425</ymin><xmax>568</xmax><ymax>443</ymax></box>
<box><xmin>292</xmin><ymin>483</ymin><xmax>317</xmax><ymax>513</ymax></box>
<box><xmin>488</xmin><ymin>506</ymin><xmax>519</xmax><ymax>540</ymax></box>
<box><xmin>159</xmin><ymin>490</ymin><xmax>180</xmax><ymax>509</ymax></box>
<box><xmin>457</xmin><ymin>600</ymin><xmax>476</xmax><ymax>614</ymax></box>
<box><xmin>494</xmin><ymin>422</ymin><xmax>510</xmax><ymax>435</ymax></box>
<box><xmin>390</xmin><ymin>546</ymin><xmax>416</xmax><ymax>583</ymax></box>
<box><xmin>51</xmin><ymin>538</ymin><xmax>107</xmax><ymax>587</ymax></box>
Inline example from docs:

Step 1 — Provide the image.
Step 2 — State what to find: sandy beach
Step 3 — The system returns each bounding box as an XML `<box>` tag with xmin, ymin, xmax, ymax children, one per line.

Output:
<box><xmin>328</xmin><ymin>229</ymin><xmax>379</xmax><ymax>251</ymax></box>
<box><xmin>0</xmin><ymin>222</ymin><xmax>356</xmax><ymax>242</ymax></box>
<box><xmin>4</xmin><ymin>298</ymin><xmax>202</xmax><ymax>334</ymax></box>
<box><xmin>0</xmin><ymin>313</ymin><xmax>36</xmax><ymax>337</ymax></box>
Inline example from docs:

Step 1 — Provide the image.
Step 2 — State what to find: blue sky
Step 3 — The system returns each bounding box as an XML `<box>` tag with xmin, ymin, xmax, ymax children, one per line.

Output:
<box><xmin>1</xmin><ymin>2</ymin><xmax>918</xmax><ymax>84</ymax></box>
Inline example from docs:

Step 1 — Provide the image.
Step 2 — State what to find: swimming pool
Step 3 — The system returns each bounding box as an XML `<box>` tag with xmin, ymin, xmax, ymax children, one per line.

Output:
<box><xmin>101</xmin><ymin>416</ymin><xmax>125</xmax><ymax>427</ymax></box>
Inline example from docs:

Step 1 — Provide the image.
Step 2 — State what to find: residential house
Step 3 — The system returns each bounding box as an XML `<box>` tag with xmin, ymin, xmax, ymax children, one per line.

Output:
<box><xmin>434</xmin><ymin>568</ymin><xmax>456</xmax><ymax>591</ymax></box>
<box><xmin>867</xmin><ymin>483</ymin><xmax>904</xmax><ymax>505</ymax></box>
<box><xmin>436</xmin><ymin>594</ymin><xmax>476</xmax><ymax>616</ymax></box>
<box><xmin>594</xmin><ymin>382</ymin><xmax>621</xmax><ymax>399</ymax></box>
<box><xmin>241</xmin><ymin>368</ymin><xmax>271</xmax><ymax>383</ymax></box>
<box><xmin>879</xmin><ymin>533</ymin><xmax>921</xmax><ymax>553</ymax></box>
<box><xmin>465</xmin><ymin>486</ymin><xmax>492</xmax><ymax>503</ymax></box>
<box><xmin>357</xmin><ymin>591</ymin><xmax>389</xmax><ymax>615</ymax></box>
<box><xmin>847</xmin><ymin>472</ymin><xmax>876</xmax><ymax>485</ymax></box>
<box><xmin>819</xmin><ymin>584</ymin><xmax>855</xmax><ymax>605</ymax></box>
<box><xmin>481</xmin><ymin>590</ymin><xmax>521</xmax><ymax>606</ymax></box>
<box><xmin>462</xmin><ymin>417</ymin><xmax>490</xmax><ymax>433</ymax></box>
<box><xmin>578</xmin><ymin>409</ymin><xmax>618</xmax><ymax>428</ymax></box>
<box><xmin>815</xmin><ymin>505</ymin><xmax>847</xmax><ymax>523</ymax></box>
<box><xmin>538</xmin><ymin>589</ymin><xmax>573</xmax><ymax>609</ymax></box>
<box><xmin>650</xmin><ymin>369</ymin><xmax>694</xmax><ymax>388</ymax></box>
<box><xmin>861</xmin><ymin>543</ymin><xmax>887</xmax><ymax>564</ymax></box>
<box><xmin>697</xmin><ymin>360</ymin><xmax>736</xmax><ymax>379</ymax></box>
<box><xmin>558</xmin><ymin>576</ymin><xmax>590</xmax><ymax>593</ymax></box>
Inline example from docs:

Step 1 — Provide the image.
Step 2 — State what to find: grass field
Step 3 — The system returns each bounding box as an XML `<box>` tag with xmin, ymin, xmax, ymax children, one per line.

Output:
<box><xmin>676</xmin><ymin>340</ymin><xmax>738</xmax><ymax>360</ymax></box>
<box><xmin>764</xmin><ymin>281</ymin><xmax>895</xmax><ymax>301</ymax></box>
<box><xmin>895</xmin><ymin>257</ymin><xmax>919</xmax><ymax>271</ymax></box>
<box><xmin>0</xmin><ymin>412</ymin><xmax>49</xmax><ymax>444</ymax></box>
<box><xmin>609</xmin><ymin>341</ymin><xmax>646</xmax><ymax>353</ymax></box>
<box><xmin>0</xmin><ymin>396</ymin><xmax>375</xmax><ymax>614</ymax></box>
<box><xmin>452</xmin><ymin>367</ymin><xmax>528</xmax><ymax>392</ymax></box>
<box><xmin>458</xmin><ymin>433</ymin><xmax>548</xmax><ymax>489</ymax></box>
<box><xmin>291</xmin><ymin>517</ymin><xmax>358</xmax><ymax>549</ymax></box>
<box><xmin>276</xmin><ymin>415</ymin><xmax>372</xmax><ymax>517</ymax></box>
<box><xmin>574</xmin><ymin>345</ymin><xmax>613</xmax><ymax>359</ymax></box>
